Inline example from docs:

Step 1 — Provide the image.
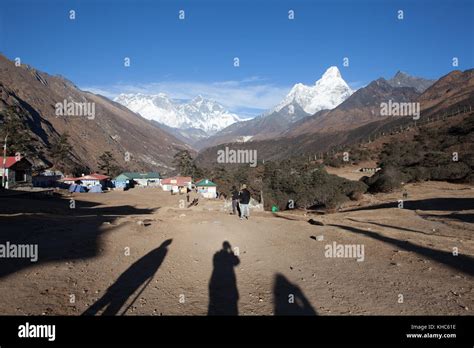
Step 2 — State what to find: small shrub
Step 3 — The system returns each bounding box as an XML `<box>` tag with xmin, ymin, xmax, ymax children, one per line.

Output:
<box><xmin>349</xmin><ymin>190</ymin><xmax>364</xmax><ymax>201</ymax></box>
<box><xmin>430</xmin><ymin>162</ymin><xmax>470</xmax><ymax>181</ymax></box>
<box><xmin>324</xmin><ymin>192</ymin><xmax>347</xmax><ymax>210</ymax></box>
<box><xmin>324</xmin><ymin>157</ymin><xmax>344</xmax><ymax>168</ymax></box>
<box><xmin>404</xmin><ymin>166</ymin><xmax>430</xmax><ymax>182</ymax></box>
<box><xmin>366</xmin><ymin>166</ymin><xmax>406</xmax><ymax>193</ymax></box>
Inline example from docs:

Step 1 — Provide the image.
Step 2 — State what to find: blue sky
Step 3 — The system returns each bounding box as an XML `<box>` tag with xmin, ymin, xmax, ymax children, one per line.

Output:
<box><xmin>0</xmin><ymin>0</ymin><xmax>473</xmax><ymax>116</ymax></box>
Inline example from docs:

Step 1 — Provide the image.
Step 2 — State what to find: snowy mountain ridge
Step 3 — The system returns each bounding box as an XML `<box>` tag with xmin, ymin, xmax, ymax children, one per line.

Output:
<box><xmin>114</xmin><ymin>93</ymin><xmax>242</xmax><ymax>135</ymax></box>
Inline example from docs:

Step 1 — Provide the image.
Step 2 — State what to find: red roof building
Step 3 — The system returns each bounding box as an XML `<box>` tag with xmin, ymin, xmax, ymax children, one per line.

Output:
<box><xmin>161</xmin><ymin>176</ymin><xmax>192</xmax><ymax>192</ymax></box>
<box><xmin>1</xmin><ymin>156</ymin><xmax>33</xmax><ymax>189</ymax></box>
<box><xmin>161</xmin><ymin>176</ymin><xmax>192</xmax><ymax>186</ymax></box>
<box><xmin>2</xmin><ymin>156</ymin><xmax>21</xmax><ymax>168</ymax></box>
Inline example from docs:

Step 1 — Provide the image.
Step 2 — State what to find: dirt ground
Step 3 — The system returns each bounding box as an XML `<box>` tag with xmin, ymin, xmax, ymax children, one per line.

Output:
<box><xmin>325</xmin><ymin>161</ymin><xmax>379</xmax><ymax>181</ymax></box>
<box><xmin>0</xmin><ymin>179</ymin><xmax>473</xmax><ymax>316</ymax></box>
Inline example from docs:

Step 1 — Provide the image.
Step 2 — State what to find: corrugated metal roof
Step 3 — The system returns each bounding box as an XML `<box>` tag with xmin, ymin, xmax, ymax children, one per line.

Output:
<box><xmin>115</xmin><ymin>172</ymin><xmax>161</xmax><ymax>180</ymax></box>
<box><xmin>196</xmin><ymin>179</ymin><xmax>217</xmax><ymax>187</ymax></box>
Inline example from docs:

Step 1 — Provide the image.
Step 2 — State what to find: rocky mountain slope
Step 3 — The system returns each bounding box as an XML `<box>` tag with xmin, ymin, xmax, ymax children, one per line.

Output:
<box><xmin>286</xmin><ymin>78</ymin><xmax>420</xmax><ymax>136</ymax></box>
<box><xmin>387</xmin><ymin>71</ymin><xmax>435</xmax><ymax>93</ymax></box>
<box><xmin>0</xmin><ymin>54</ymin><xmax>189</xmax><ymax>174</ymax></box>
<box><xmin>196</xmin><ymin>69</ymin><xmax>474</xmax><ymax>167</ymax></box>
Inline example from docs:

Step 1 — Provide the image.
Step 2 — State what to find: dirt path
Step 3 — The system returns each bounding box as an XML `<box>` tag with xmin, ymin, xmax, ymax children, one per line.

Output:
<box><xmin>0</xmin><ymin>182</ymin><xmax>472</xmax><ymax>315</ymax></box>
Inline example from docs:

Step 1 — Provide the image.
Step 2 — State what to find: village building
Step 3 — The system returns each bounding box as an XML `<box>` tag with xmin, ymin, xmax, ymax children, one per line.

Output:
<box><xmin>0</xmin><ymin>156</ymin><xmax>33</xmax><ymax>189</ymax></box>
<box><xmin>32</xmin><ymin>170</ymin><xmax>64</xmax><ymax>188</ymax></box>
<box><xmin>61</xmin><ymin>173</ymin><xmax>110</xmax><ymax>188</ymax></box>
<box><xmin>161</xmin><ymin>176</ymin><xmax>192</xmax><ymax>194</ymax></box>
<box><xmin>114</xmin><ymin>172</ymin><xmax>161</xmax><ymax>188</ymax></box>
<box><xmin>195</xmin><ymin>179</ymin><xmax>217</xmax><ymax>198</ymax></box>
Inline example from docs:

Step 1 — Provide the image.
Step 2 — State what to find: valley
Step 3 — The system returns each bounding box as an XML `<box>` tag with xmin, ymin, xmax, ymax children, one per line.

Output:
<box><xmin>0</xmin><ymin>41</ymin><xmax>472</xmax><ymax>320</ymax></box>
<box><xmin>0</xmin><ymin>0</ymin><xmax>473</xmax><ymax>344</ymax></box>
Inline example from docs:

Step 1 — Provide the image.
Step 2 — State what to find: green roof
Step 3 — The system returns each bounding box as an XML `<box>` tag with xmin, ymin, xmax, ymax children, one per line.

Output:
<box><xmin>196</xmin><ymin>179</ymin><xmax>217</xmax><ymax>187</ymax></box>
<box><xmin>115</xmin><ymin>172</ymin><xmax>161</xmax><ymax>180</ymax></box>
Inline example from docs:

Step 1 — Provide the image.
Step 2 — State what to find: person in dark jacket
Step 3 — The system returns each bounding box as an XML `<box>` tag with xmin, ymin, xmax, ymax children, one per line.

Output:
<box><xmin>231</xmin><ymin>186</ymin><xmax>240</xmax><ymax>216</ymax></box>
<box><xmin>238</xmin><ymin>184</ymin><xmax>251</xmax><ymax>220</ymax></box>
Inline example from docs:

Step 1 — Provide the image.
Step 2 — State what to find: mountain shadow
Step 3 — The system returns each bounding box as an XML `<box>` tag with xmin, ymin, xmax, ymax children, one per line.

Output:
<box><xmin>83</xmin><ymin>239</ymin><xmax>172</xmax><ymax>316</ymax></box>
<box><xmin>273</xmin><ymin>273</ymin><xmax>317</xmax><ymax>315</ymax></box>
<box><xmin>421</xmin><ymin>212</ymin><xmax>474</xmax><ymax>224</ymax></box>
<box><xmin>329</xmin><ymin>224</ymin><xmax>474</xmax><ymax>276</ymax></box>
<box><xmin>208</xmin><ymin>241</ymin><xmax>240</xmax><ymax>315</ymax></box>
<box><xmin>0</xmin><ymin>193</ymin><xmax>157</xmax><ymax>279</ymax></box>
<box><xmin>344</xmin><ymin>197</ymin><xmax>474</xmax><ymax>213</ymax></box>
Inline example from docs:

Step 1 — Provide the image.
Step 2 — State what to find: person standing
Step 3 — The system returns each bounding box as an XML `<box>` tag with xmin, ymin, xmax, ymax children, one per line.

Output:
<box><xmin>230</xmin><ymin>186</ymin><xmax>239</xmax><ymax>216</ymax></box>
<box><xmin>238</xmin><ymin>184</ymin><xmax>251</xmax><ymax>220</ymax></box>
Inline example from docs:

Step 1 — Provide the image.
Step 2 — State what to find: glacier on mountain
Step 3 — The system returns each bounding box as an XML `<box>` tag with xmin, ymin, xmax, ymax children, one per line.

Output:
<box><xmin>114</xmin><ymin>93</ymin><xmax>242</xmax><ymax>134</ymax></box>
<box><xmin>272</xmin><ymin>66</ymin><xmax>353</xmax><ymax>115</ymax></box>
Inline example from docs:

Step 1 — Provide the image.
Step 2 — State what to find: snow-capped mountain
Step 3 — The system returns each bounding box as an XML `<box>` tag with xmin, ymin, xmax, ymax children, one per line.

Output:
<box><xmin>194</xmin><ymin>66</ymin><xmax>354</xmax><ymax>149</ymax></box>
<box><xmin>272</xmin><ymin>66</ymin><xmax>353</xmax><ymax>115</ymax></box>
<box><xmin>114</xmin><ymin>93</ymin><xmax>242</xmax><ymax>135</ymax></box>
<box><xmin>114</xmin><ymin>93</ymin><xmax>187</xmax><ymax>128</ymax></box>
<box><xmin>179</xmin><ymin>95</ymin><xmax>243</xmax><ymax>134</ymax></box>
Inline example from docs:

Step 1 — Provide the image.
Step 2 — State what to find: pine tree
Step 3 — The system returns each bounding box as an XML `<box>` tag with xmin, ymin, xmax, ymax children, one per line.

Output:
<box><xmin>97</xmin><ymin>151</ymin><xmax>118</xmax><ymax>176</ymax></box>
<box><xmin>0</xmin><ymin>106</ymin><xmax>34</xmax><ymax>157</ymax></box>
<box><xmin>173</xmin><ymin>150</ymin><xmax>198</xmax><ymax>177</ymax></box>
<box><xmin>50</xmin><ymin>132</ymin><xmax>72</xmax><ymax>170</ymax></box>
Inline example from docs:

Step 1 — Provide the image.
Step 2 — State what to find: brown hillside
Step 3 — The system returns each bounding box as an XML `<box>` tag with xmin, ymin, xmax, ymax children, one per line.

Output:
<box><xmin>0</xmin><ymin>54</ymin><xmax>191</xmax><ymax>173</ymax></box>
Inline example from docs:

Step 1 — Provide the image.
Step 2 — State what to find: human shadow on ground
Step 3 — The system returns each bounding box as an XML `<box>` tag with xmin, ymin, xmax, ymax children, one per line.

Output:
<box><xmin>82</xmin><ymin>239</ymin><xmax>172</xmax><ymax>316</ymax></box>
<box><xmin>273</xmin><ymin>273</ymin><xmax>317</xmax><ymax>315</ymax></box>
<box><xmin>208</xmin><ymin>241</ymin><xmax>240</xmax><ymax>315</ymax></box>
